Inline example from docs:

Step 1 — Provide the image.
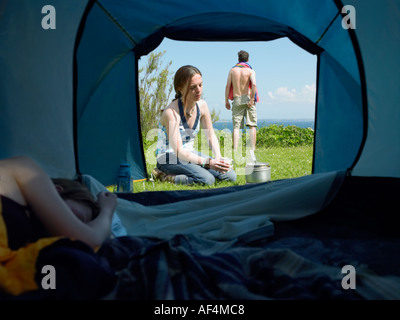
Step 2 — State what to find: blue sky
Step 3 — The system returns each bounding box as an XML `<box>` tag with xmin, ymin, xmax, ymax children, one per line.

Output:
<box><xmin>138</xmin><ymin>37</ymin><xmax>317</xmax><ymax>120</ymax></box>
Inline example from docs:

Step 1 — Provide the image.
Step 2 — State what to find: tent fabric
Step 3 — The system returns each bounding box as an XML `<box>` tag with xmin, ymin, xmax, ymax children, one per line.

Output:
<box><xmin>74</xmin><ymin>0</ymin><xmax>400</xmax><ymax>181</ymax></box>
<box><xmin>0</xmin><ymin>0</ymin><xmax>88</xmax><ymax>179</ymax></box>
<box><xmin>76</xmin><ymin>2</ymin><xmax>146</xmax><ymax>183</ymax></box>
<box><xmin>348</xmin><ymin>0</ymin><xmax>400</xmax><ymax>178</ymax></box>
<box><xmin>1</xmin><ymin>0</ymin><xmax>400</xmax><ymax>301</ymax></box>
<box><xmin>0</xmin><ymin>0</ymin><xmax>399</xmax><ymax>186</ymax></box>
<box><xmin>83</xmin><ymin>170</ymin><xmax>345</xmax><ymax>241</ymax></box>
<box><xmin>75</xmin><ymin>0</ymin><xmax>342</xmax><ymax>183</ymax></box>
<box><xmin>313</xmin><ymin>50</ymin><xmax>363</xmax><ymax>173</ymax></box>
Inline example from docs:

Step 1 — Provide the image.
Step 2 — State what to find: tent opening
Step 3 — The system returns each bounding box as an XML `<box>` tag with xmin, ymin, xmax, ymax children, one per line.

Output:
<box><xmin>137</xmin><ymin>38</ymin><xmax>317</xmax><ymax>192</ymax></box>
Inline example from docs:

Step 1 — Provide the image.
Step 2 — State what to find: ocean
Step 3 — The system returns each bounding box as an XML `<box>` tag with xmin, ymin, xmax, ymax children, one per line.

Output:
<box><xmin>214</xmin><ymin>119</ymin><xmax>315</xmax><ymax>131</ymax></box>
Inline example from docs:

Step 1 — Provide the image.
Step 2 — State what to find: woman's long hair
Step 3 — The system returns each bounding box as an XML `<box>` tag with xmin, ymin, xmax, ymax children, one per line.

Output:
<box><xmin>173</xmin><ymin>65</ymin><xmax>202</xmax><ymax>104</ymax></box>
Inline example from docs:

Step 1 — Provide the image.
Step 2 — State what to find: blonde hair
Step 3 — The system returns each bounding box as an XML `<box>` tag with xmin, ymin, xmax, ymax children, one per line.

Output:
<box><xmin>52</xmin><ymin>178</ymin><xmax>100</xmax><ymax>219</ymax></box>
<box><xmin>173</xmin><ymin>65</ymin><xmax>202</xmax><ymax>104</ymax></box>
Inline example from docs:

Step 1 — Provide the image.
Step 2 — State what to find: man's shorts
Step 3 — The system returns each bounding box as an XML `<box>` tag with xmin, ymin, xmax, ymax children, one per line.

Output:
<box><xmin>232</xmin><ymin>95</ymin><xmax>257</xmax><ymax>129</ymax></box>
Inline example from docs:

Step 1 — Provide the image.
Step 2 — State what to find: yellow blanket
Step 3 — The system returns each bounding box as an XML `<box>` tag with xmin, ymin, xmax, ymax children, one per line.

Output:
<box><xmin>0</xmin><ymin>200</ymin><xmax>59</xmax><ymax>296</ymax></box>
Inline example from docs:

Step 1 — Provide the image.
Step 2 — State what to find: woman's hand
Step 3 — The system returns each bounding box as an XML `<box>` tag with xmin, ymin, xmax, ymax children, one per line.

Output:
<box><xmin>209</xmin><ymin>158</ymin><xmax>231</xmax><ymax>173</ymax></box>
<box><xmin>97</xmin><ymin>191</ymin><xmax>117</xmax><ymax>217</ymax></box>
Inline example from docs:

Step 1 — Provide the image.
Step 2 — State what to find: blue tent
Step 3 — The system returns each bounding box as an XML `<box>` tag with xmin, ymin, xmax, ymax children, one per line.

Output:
<box><xmin>1</xmin><ymin>0</ymin><xmax>400</xmax><ymax>301</ymax></box>
<box><xmin>1</xmin><ymin>0</ymin><xmax>399</xmax><ymax>184</ymax></box>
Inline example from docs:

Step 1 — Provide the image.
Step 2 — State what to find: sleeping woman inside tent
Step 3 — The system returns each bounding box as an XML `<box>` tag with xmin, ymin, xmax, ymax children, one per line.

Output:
<box><xmin>0</xmin><ymin>153</ymin><xmax>258</xmax><ymax>298</ymax></box>
<box><xmin>0</xmin><ymin>155</ymin><xmax>118</xmax><ymax>296</ymax></box>
<box><xmin>2</xmin><ymin>155</ymin><xmax>400</xmax><ymax>300</ymax></box>
<box><xmin>0</xmin><ymin>154</ymin><xmax>269</xmax><ymax>299</ymax></box>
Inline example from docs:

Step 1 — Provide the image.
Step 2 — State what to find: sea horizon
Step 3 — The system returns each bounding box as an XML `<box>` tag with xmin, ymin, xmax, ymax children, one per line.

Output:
<box><xmin>214</xmin><ymin>118</ymin><xmax>315</xmax><ymax>130</ymax></box>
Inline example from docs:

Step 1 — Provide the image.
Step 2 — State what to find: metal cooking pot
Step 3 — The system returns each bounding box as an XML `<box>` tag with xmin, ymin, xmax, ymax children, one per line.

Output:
<box><xmin>245</xmin><ymin>162</ymin><xmax>271</xmax><ymax>183</ymax></box>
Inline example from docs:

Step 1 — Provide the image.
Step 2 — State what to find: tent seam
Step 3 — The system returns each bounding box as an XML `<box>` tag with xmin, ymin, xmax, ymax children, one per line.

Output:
<box><xmin>315</xmin><ymin>11</ymin><xmax>341</xmax><ymax>44</ymax></box>
<box><xmin>95</xmin><ymin>0</ymin><xmax>137</xmax><ymax>45</ymax></box>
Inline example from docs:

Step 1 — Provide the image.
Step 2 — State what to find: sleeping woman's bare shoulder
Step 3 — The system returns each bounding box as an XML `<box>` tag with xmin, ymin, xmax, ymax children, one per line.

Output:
<box><xmin>0</xmin><ymin>157</ymin><xmax>29</xmax><ymax>205</ymax></box>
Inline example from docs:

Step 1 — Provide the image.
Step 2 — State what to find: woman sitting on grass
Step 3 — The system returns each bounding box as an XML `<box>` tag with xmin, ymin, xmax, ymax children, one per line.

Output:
<box><xmin>153</xmin><ymin>65</ymin><xmax>236</xmax><ymax>185</ymax></box>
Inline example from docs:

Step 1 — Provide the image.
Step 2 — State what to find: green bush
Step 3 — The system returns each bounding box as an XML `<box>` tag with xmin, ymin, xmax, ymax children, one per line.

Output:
<box><xmin>143</xmin><ymin>124</ymin><xmax>315</xmax><ymax>156</ymax></box>
<box><xmin>248</xmin><ymin>124</ymin><xmax>314</xmax><ymax>148</ymax></box>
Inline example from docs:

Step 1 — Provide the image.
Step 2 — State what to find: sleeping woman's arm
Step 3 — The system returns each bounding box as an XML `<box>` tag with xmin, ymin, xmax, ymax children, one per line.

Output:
<box><xmin>2</xmin><ymin>156</ymin><xmax>116</xmax><ymax>248</ymax></box>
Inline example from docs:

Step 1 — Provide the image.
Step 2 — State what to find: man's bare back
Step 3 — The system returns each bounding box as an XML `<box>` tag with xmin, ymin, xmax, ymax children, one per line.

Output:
<box><xmin>225</xmin><ymin>65</ymin><xmax>257</xmax><ymax>112</ymax></box>
<box><xmin>224</xmin><ymin>51</ymin><xmax>258</xmax><ymax>151</ymax></box>
<box><xmin>230</xmin><ymin>67</ymin><xmax>256</xmax><ymax>98</ymax></box>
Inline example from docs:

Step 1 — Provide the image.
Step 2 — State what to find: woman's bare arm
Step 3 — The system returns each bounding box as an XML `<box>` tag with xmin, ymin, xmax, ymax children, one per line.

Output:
<box><xmin>0</xmin><ymin>156</ymin><xmax>116</xmax><ymax>248</ymax></box>
<box><xmin>199</xmin><ymin>102</ymin><xmax>231</xmax><ymax>172</ymax></box>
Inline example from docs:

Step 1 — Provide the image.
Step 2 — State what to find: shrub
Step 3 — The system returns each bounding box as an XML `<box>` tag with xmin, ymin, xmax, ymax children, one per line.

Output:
<box><xmin>143</xmin><ymin>124</ymin><xmax>314</xmax><ymax>158</ymax></box>
<box><xmin>248</xmin><ymin>124</ymin><xmax>314</xmax><ymax>148</ymax></box>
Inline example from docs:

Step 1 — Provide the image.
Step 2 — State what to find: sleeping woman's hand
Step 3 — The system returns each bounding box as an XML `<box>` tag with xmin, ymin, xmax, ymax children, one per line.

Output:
<box><xmin>96</xmin><ymin>192</ymin><xmax>118</xmax><ymax>217</ymax></box>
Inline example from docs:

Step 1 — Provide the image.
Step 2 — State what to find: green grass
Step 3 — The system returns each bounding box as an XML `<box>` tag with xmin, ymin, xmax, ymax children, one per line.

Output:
<box><xmin>258</xmin><ymin>146</ymin><xmax>313</xmax><ymax>180</ymax></box>
<box><xmin>116</xmin><ymin>125</ymin><xmax>315</xmax><ymax>193</ymax></box>
<box><xmin>130</xmin><ymin>145</ymin><xmax>313</xmax><ymax>193</ymax></box>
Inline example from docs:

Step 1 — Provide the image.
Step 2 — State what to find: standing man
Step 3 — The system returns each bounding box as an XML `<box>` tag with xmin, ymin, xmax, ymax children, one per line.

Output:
<box><xmin>225</xmin><ymin>50</ymin><xmax>259</xmax><ymax>152</ymax></box>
